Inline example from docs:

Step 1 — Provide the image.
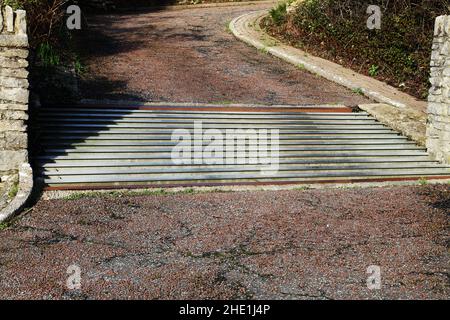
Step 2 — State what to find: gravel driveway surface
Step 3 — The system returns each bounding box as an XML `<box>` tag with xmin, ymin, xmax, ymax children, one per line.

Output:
<box><xmin>0</xmin><ymin>185</ymin><xmax>448</xmax><ymax>299</ymax></box>
<box><xmin>79</xmin><ymin>3</ymin><xmax>370</xmax><ymax>105</ymax></box>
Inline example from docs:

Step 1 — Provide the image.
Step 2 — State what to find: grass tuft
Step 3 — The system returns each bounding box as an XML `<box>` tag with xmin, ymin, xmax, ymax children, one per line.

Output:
<box><xmin>352</xmin><ymin>87</ymin><xmax>364</xmax><ymax>96</ymax></box>
<box><xmin>8</xmin><ymin>182</ymin><xmax>19</xmax><ymax>200</ymax></box>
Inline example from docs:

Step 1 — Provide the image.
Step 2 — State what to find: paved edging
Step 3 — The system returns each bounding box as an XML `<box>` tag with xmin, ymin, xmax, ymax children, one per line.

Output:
<box><xmin>0</xmin><ymin>163</ymin><xmax>33</xmax><ymax>223</ymax></box>
<box><xmin>359</xmin><ymin>103</ymin><xmax>427</xmax><ymax>146</ymax></box>
<box><xmin>229</xmin><ymin>10</ymin><xmax>427</xmax><ymax>114</ymax></box>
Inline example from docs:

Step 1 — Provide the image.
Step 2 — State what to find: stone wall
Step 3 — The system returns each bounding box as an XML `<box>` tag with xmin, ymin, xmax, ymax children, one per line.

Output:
<box><xmin>0</xmin><ymin>6</ymin><xmax>29</xmax><ymax>175</ymax></box>
<box><xmin>427</xmin><ymin>15</ymin><xmax>450</xmax><ymax>165</ymax></box>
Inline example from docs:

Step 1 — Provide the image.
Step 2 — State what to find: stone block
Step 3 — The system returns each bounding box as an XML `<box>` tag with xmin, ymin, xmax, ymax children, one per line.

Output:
<box><xmin>5</xmin><ymin>6</ymin><xmax>14</xmax><ymax>32</ymax></box>
<box><xmin>4</xmin><ymin>131</ymin><xmax>27</xmax><ymax>149</ymax></box>
<box><xmin>0</xmin><ymin>87</ymin><xmax>29</xmax><ymax>104</ymax></box>
<box><xmin>0</xmin><ymin>133</ymin><xmax>5</xmax><ymax>149</ymax></box>
<box><xmin>0</xmin><ymin>120</ymin><xmax>25</xmax><ymax>131</ymax></box>
<box><xmin>0</xmin><ymin>103</ymin><xmax>27</xmax><ymax>111</ymax></box>
<box><xmin>0</xmin><ymin>35</ymin><xmax>28</xmax><ymax>48</ymax></box>
<box><xmin>0</xmin><ymin>56</ymin><xmax>28</xmax><ymax>68</ymax></box>
<box><xmin>1</xmin><ymin>110</ymin><xmax>28</xmax><ymax>120</ymax></box>
<box><xmin>427</xmin><ymin>102</ymin><xmax>445</xmax><ymax>115</ymax></box>
<box><xmin>443</xmin><ymin>68</ymin><xmax>450</xmax><ymax>78</ymax></box>
<box><xmin>0</xmin><ymin>47</ymin><xmax>28</xmax><ymax>58</ymax></box>
<box><xmin>0</xmin><ymin>150</ymin><xmax>27</xmax><ymax>171</ymax></box>
<box><xmin>427</xmin><ymin>93</ymin><xmax>440</xmax><ymax>103</ymax></box>
<box><xmin>0</xmin><ymin>76</ymin><xmax>28</xmax><ymax>88</ymax></box>
<box><xmin>14</xmin><ymin>10</ymin><xmax>26</xmax><ymax>35</ymax></box>
<box><xmin>0</xmin><ymin>67</ymin><xmax>28</xmax><ymax>78</ymax></box>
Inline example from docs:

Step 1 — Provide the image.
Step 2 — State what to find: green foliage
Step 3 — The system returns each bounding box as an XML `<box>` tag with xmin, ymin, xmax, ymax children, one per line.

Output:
<box><xmin>352</xmin><ymin>87</ymin><xmax>364</xmax><ymax>95</ymax></box>
<box><xmin>7</xmin><ymin>181</ymin><xmax>19</xmax><ymax>199</ymax></box>
<box><xmin>258</xmin><ymin>47</ymin><xmax>269</xmax><ymax>54</ymax></box>
<box><xmin>418</xmin><ymin>178</ymin><xmax>428</xmax><ymax>185</ymax></box>
<box><xmin>74</xmin><ymin>57</ymin><xmax>85</xmax><ymax>75</ymax></box>
<box><xmin>269</xmin><ymin>2</ymin><xmax>288</xmax><ymax>26</ymax></box>
<box><xmin>60</xmin><ymin>187</ymin><xmax>231</xmax><ymax>200</ymax></box>
<box><xmin>225</xmin><ymin>20</ymin><xmax>232</xmax><ymax>34</ymax></box>
<box><xmin>37</xmin><ymin>42</ymin><xmax>60</xmax><ymax>67</ymax></box>
<box><xmin>266</xmin><ymin>0</ymin><xmax>450</xmax><ymax>99</ymax></box>
<box><xmin>0</xmin><ymin>222</ymin><xmax>10</xmax><ymax>231</ymax></box>
<box><xmin>368</xmin><ymin>65</ymin><xmax>379</xmax><ymax>77</ymax></box>
<box><xmin>2</xmin><ymin>0</ymin><xmax>21</xmax><ymax>10</ymax></box>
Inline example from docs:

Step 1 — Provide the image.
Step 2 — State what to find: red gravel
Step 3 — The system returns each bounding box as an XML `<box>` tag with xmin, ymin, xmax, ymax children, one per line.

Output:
<box><xmin>0</xmin><ymin>185</ymin><xmax>448</xmax><ymax>299</ymax></box>
<box><xmin>78</xmin><ymin>3</ymin><xmax>370</xmax><ymax>105</ymax></box>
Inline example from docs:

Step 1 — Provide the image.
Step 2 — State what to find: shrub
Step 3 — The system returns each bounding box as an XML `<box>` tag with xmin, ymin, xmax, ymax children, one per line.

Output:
<box><xmin>264</xmin><ymin>0</ymin><xmax>450</xmax><ymax>99</ymax></box>
<box><xmin>37</xmin><ymin>41</ymin><xmax>61</xmax><ymax>67</ymax></box>
<box><xmin>269</xmin><ymin>2</ymin><xmax>288</xmax><ymax>26</ymax></box>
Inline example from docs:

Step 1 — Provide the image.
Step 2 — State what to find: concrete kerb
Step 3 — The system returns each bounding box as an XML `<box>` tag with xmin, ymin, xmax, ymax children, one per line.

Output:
<box><xmin>358</xmin><ymin>103</ymin><xmax>427</xmax><ymax>146</ymax></box>
<box><xmin>229</xmin><ymin>10</ymin><xmax>429</xmax><ymax>138</ymax></box>
<box><xmin>0</xmin><ymin>163</ymin><xmax>33</xmax><ymax>223</ymax></box>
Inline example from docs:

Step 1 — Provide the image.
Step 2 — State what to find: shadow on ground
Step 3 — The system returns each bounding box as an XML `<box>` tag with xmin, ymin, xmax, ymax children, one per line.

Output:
<box><xmin>73</xmin><ymin>3</ymin><xmax>371</xmax><ymax>105</ymax></box>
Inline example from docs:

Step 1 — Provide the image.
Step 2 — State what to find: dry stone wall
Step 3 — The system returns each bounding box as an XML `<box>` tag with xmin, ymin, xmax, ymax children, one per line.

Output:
<box><xmin>0</xmin><ymin>5</ymin><xmax>29</xmax><ymax>175</ymax></box>
<box><xmin>427</xmin><ymin>15</ymin><xmax>450</xmax><ymax>165</ymax></box>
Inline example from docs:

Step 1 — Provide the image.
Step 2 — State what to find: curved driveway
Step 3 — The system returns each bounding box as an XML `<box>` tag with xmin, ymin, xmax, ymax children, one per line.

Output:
<box><xmin>80</xmin><ymin>3</ymin><xmax>370</xmax><ymax>105</ymax></box>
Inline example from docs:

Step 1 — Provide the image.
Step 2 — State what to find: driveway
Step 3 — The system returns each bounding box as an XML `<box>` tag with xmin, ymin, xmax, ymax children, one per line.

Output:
<box><xmin>79</xmin><ymin>3</ymin><xmax>370</xmax><ymax>105</ymax></box>
<box><xmin>0</xmin><ymin>185</ymin><xmax>448</xmax><ymax>299</ymax></box>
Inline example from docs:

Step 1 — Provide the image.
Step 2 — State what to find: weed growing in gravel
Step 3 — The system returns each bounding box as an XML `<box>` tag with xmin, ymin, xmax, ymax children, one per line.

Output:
<box><xmin>182</xmin><ymin>188</ymin><xmax>195</xmax><ymax>194</ymax></box>
<box><xmin>258</xmin><ymin>47</ymin><xmax>269</xmax><ymax>55</ymax></box>
<box><xmin>64</xmin><ymin>192</ymin><xmax>96</xmax><ymax>200</ymax></box>
<box><xmin>418</xmin><ymin>178</ymin><xmax>428</xmax><ymax>186</ymax></box>
<box><xmin>225</xmin><ymin>21</ymin><xmax>232</xmax><ymax>34</ymax></box>
<box><xmin>295</xmin><ymin>63</ymin><xmax>320</xmax><ymax>77</ymax></box>
<box><xmin>64</xmin><ymin>189</ymin><xmax>165</xmax><ymax>200</ymax></box>
<box><xmin>261</xmin><ymin>37</ymin><xmax>278</xmax><ymax>47</ymax></box>
<box><xmin>0</xmin><ymin>222</ymin><xmax>10</xmax><ymax>231</ymax></box>
<box><xmin>294</xmin><ymin>186</ymin><xmax>311</xmax><ymax>191</ymax></box>
<box><xmin>352</xmin><ymin>87</ymin><xmax>364</xmax><ymax>95</ymax></box>
<box><xmin>216</xmin><ymin>100</ymin><xmax>235</xmax><ymax>105</ymax></box>
<box><xmin>74</xmin><ymin>57</ymin><xmax>85</xmax><ymax>75</ymax></box>
<box><xmin>62</xmin><ymin>187</ymin><xmax>229</xmax><ymax>200</ymax></box>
